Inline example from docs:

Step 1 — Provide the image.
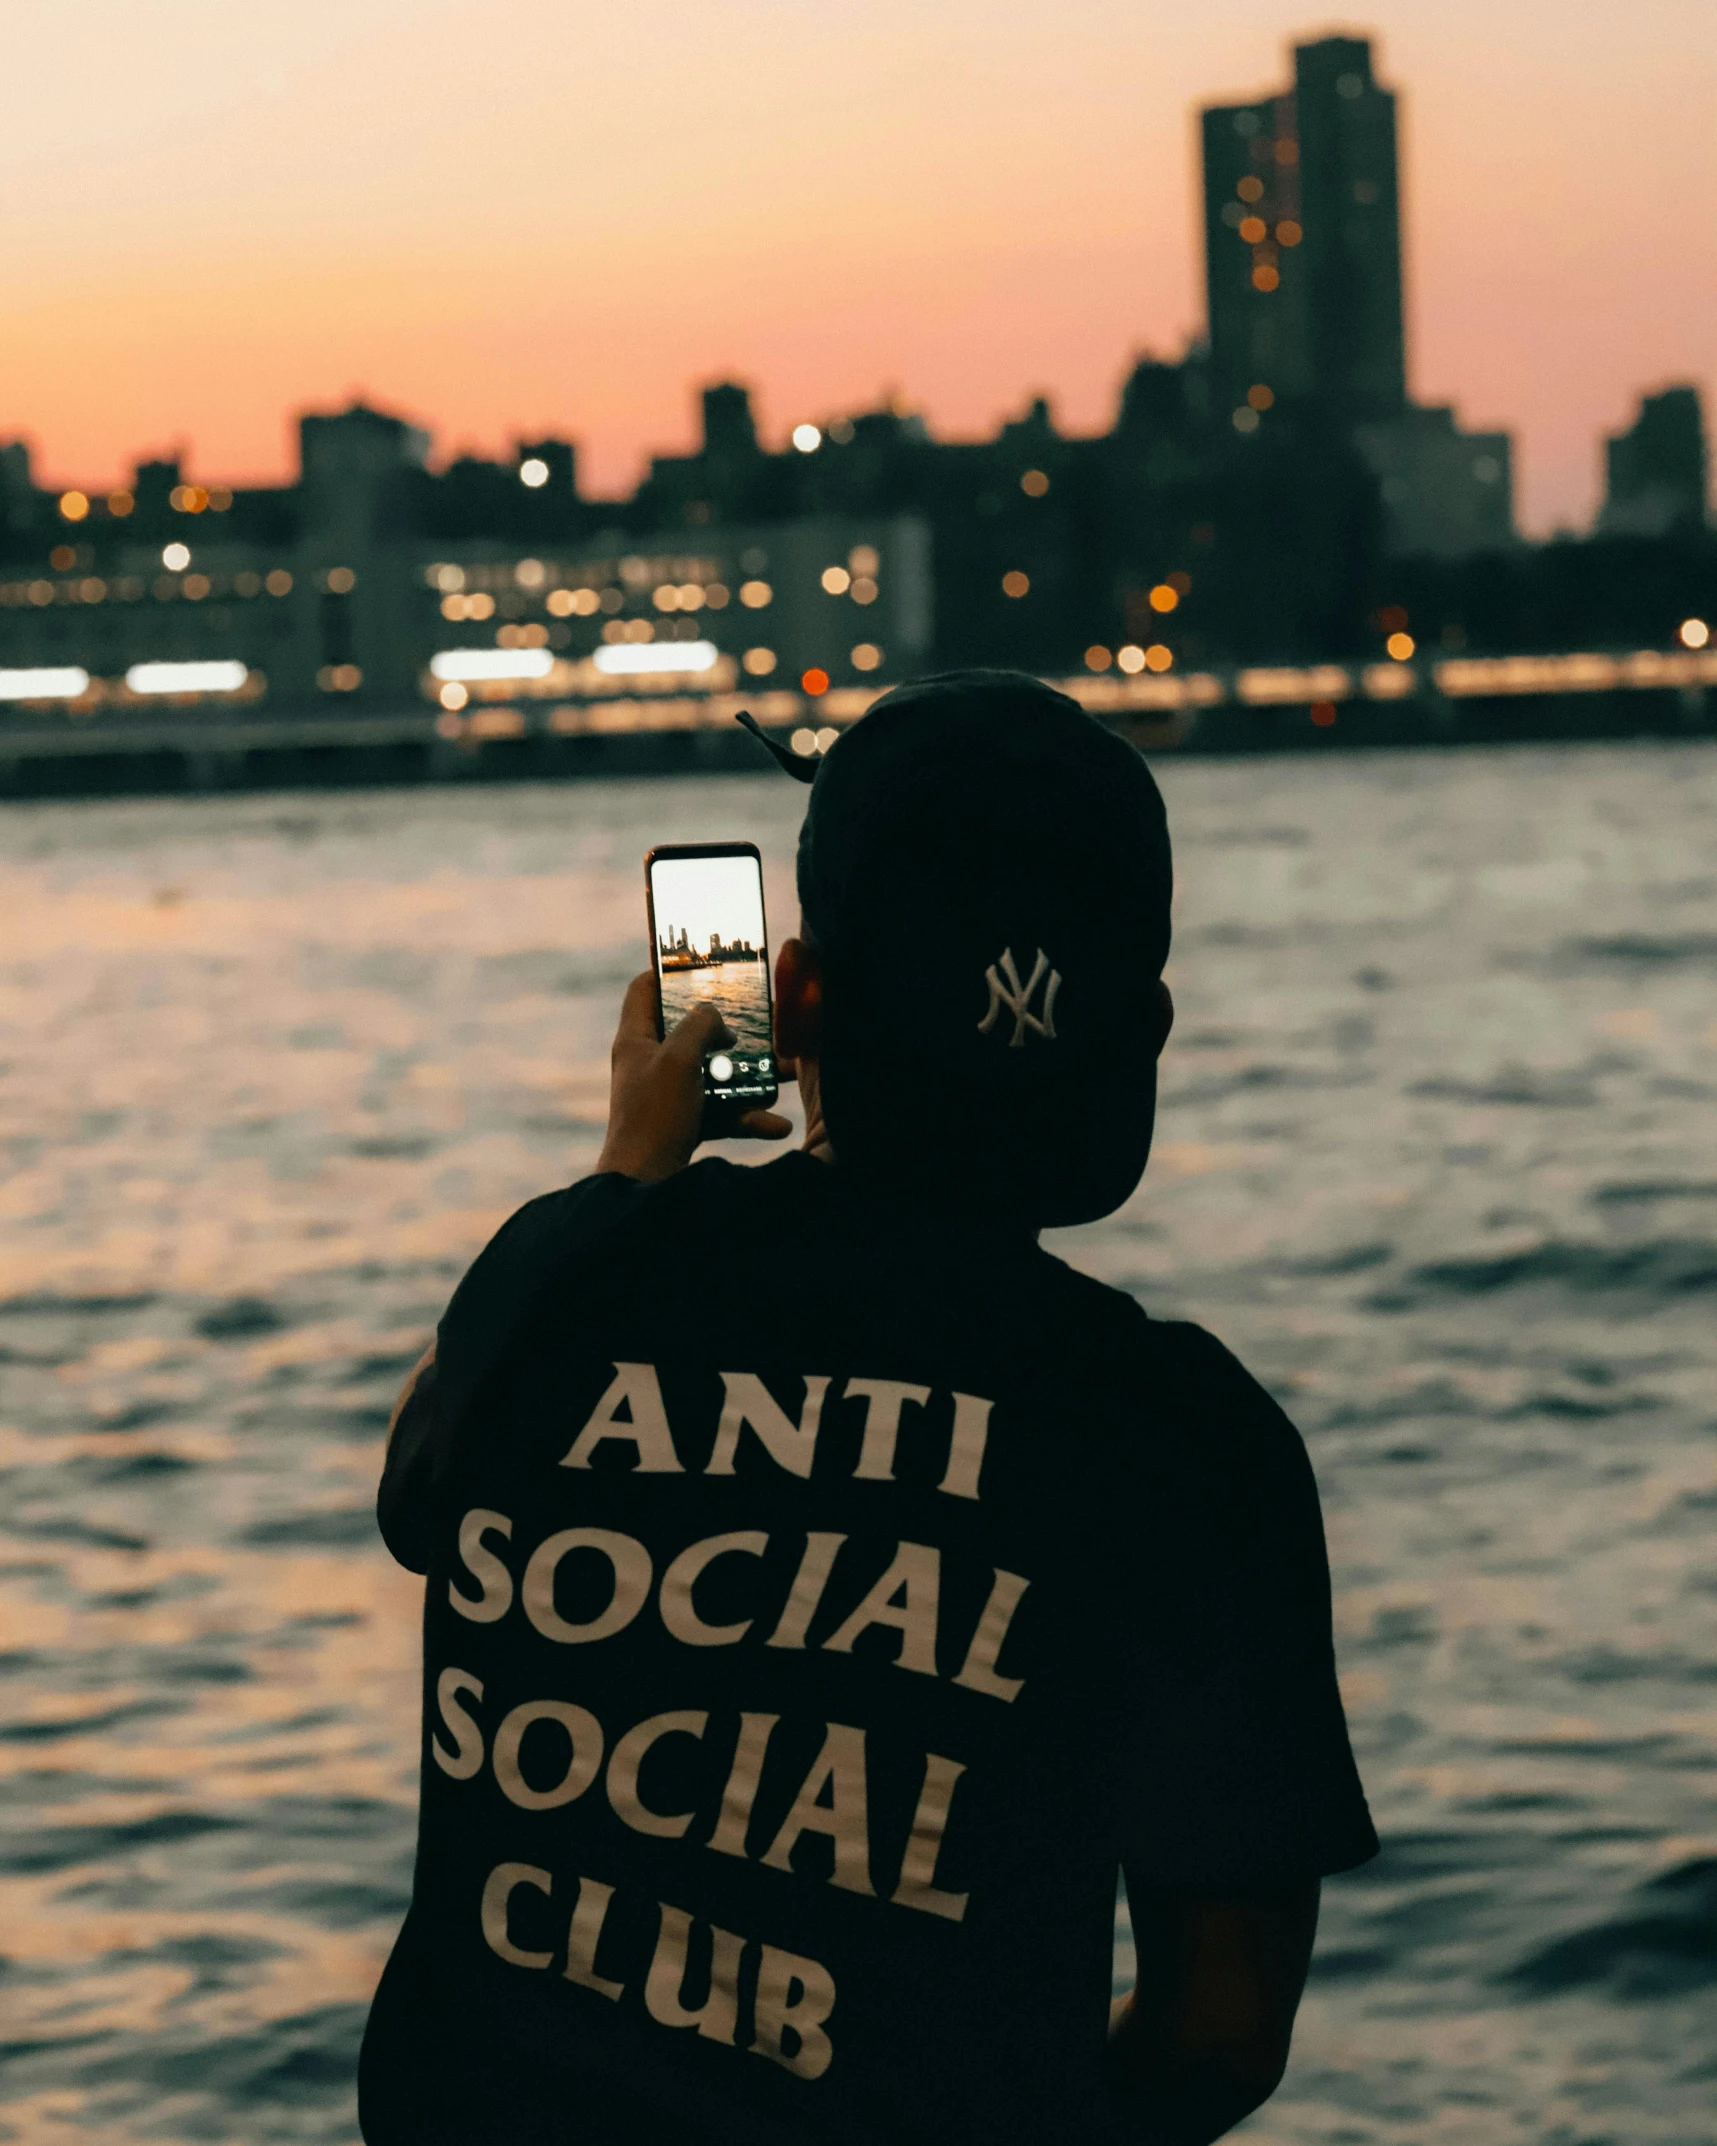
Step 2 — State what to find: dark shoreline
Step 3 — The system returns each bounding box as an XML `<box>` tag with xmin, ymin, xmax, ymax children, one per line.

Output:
<box><xmin>0</xmin><ymin>685</ymin><xmax>1711</xmax><ymax>803</ymax></box>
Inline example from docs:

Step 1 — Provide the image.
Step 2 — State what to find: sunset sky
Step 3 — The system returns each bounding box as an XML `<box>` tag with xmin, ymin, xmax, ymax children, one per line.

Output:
<box><xmin>5</xmin><ymin>0</ymin><xmax>1712</xmax><ymax>534</ymax></box>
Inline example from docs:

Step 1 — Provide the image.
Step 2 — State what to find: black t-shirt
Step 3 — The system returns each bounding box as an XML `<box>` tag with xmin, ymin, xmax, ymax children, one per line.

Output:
<box><xmin>359</xmin><ymin>1153</ymin><xmax>1376</xmax><ymax>2146</ymax></box>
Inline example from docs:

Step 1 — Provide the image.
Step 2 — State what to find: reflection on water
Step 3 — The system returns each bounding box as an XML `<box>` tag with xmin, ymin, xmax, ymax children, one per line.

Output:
<box><xmin>659</xmin><ymin>957</ymin><xmax>773</xmax><ymax>1052</ymax></box>
<box><xmin>1</xmin><ymin>747</ymin><xmax>1714</xmax><ymax>2143</ymax></box>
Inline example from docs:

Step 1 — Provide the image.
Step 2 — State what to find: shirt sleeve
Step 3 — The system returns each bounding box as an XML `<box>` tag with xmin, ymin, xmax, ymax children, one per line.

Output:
<box><xmin>1113</xmin><ymin>1321</ymin><xmax>1378</xmax><ymax>1887</ymax></box>
<box><xmin>376</xmin><ymin>1171</ymin><xmax>651</xmax><ymax>1572</ymax></box>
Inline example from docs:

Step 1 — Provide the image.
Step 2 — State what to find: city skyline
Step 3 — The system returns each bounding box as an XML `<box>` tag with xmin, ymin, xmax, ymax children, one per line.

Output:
<box><xmin>4</xmin><ymin>2</ymin><xmax>1712</xmax><ymax>535</ymax></box>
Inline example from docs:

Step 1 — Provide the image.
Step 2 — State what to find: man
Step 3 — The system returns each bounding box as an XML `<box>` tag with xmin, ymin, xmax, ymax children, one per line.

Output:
<box><xmin>360</xmin><ymin>672</ymin><xmax>1376</xmax><ymax>2146</ymax></box>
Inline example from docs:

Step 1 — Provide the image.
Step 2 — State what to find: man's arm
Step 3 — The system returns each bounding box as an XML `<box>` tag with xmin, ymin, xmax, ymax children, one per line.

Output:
<box><xmin>1103</xmin><ymin>1877</ymin><xmax>1320</xmax><ymax>2145</ymax></box>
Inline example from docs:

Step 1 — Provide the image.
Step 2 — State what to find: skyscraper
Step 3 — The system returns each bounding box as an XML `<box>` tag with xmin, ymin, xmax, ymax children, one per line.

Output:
<box><xmin>1599</xmin><ymin>386</ymin><xmax>1708</xmax><ymax>535</ymax></box>
<box><xmin>1202</xmin><ymin>34</ymin><xmax>1405</xmax><ymax>423</ymax></box>
<box><xmin>1202</xmin><ymin>33</ymin><xmax>1511</xmax><ymax>557</ymax></box>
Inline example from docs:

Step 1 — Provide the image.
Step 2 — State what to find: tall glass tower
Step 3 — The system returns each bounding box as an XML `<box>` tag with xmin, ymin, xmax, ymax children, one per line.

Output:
<box><xmin>1202</xmin><ymin>35</ymin><xmax>1405</xmax><ymax>424</ymax></box>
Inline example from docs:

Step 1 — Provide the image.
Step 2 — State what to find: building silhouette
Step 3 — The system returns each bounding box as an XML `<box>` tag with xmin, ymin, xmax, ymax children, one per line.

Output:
<box><xmin>2</xmin><ymin>29</ymin><xmax>1710</xmax><ymax>712</ymax></box>
<box><xmin>1600</xmin><ymin>386</ymin><xmax>1708</xmax><ymax>536</ymax></box>
<box><xmin>1202</xmin><ymin>33</ymin><xmax>1509</xmax><ymax>559</ymax></box>
<box><xmin>1202</xmin><ymin>34</ymin><xmax>1404</xmax><ymax>422</ymax></box>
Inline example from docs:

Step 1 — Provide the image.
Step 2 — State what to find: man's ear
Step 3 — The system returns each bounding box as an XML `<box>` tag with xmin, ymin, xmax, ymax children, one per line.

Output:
<box><xmin>1153</xmin><ymin>979</ymin><xmax>1175</xmax><ymax>1060</ymax></box>
<box><xmin>775</xmin><ymin>937</ymin><xmax>824</xmax><ymax>1061</ymax></box>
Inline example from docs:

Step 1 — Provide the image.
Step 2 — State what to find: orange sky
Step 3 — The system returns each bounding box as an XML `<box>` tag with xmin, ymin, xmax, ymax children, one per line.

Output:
<box><xmin>3</xmin><ymin>1</ymin><xmax>1712</xmax><ymax>535</ymax></box>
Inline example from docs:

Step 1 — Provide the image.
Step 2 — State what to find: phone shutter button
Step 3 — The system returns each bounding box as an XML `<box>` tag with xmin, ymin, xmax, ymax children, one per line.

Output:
<box><xmin>709</xmin><ymin>1055</ymin><xmax>734</xmax><ymax>1084</ymax></box>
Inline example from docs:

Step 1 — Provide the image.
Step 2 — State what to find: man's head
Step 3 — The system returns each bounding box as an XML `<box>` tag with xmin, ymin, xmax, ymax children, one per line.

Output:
<box><xmin>769</xmin><ymin>670</ymin><xmax>1174</xmax><ymax>1229</ymax></box>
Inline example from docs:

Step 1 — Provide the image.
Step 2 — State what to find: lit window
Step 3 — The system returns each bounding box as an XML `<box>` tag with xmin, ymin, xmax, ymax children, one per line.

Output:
<box><xmin>1233</xmin><ymin>407</ymin><xmax>1261</xmax><ymax>434</ymax></box>
<box><xmin>162</xmin><ymin>542</ymin><xmax>191</xmax><ymax>571</ymax></box>
<box><xmin>704</xmin><ymin>583</ymin><xmax>729</xmax><ymax>608</ymax></box>
<box><xmin>801</xmin><ymin>667</ymin><xmax>830</xmax><ymax>695</ymax></box>
<box><xmin>520</xmin><ymin>623</ymin><xmax>549</xmax><ymax>648</ymax></box>
<box><xmin>653</xmin><ymin>583</ymin><xmax>681</xmax><ymax>611</ymax></box>
<box><xmin>170</xmin><ymin>485</ymin><xmax>209</xmax><ymax>513</ymax></box>
<box><xmin>1144</xmin><ymin>644</ymin><xmax>1173</xmax><ymax>673</ymax></box>
<box><xmin>851</xmin><ymin>642</ymin><xmax>882</xmax><ymax>671</ymax></box>
<box><xmin>574</xmin><ymin>588</ymin><xmax>602</xmax><ymax>616</ymax></box>
<box><xmin>1149</xmin><ymin>584</ymin><xmax>1179</xmax><ymax>613</ymax></box>
<box><xmin>742</xmin><ymin>647</ymin><xmax>777</xmax><ymax>676</ymax></box>
<box><xmin>1277</xmin><ymin>220</ymin><xmax>1302</xmax><ymax>247</ymax></box>
<box><xmin>1084</xmin><ymin>645</ymin><xmax>1112</xmax><ymax>672</ymax></box>
<box><xmin>59</xmin><ymin>490</ymin><xmax>89</xmax><ymax>522</ymax></box>
<box><xmin>829</xmin><ymin>419</ymin><xmax>855</xmax><ymax>444</ymax></box>
<box><xmin>1386</xmin><ymin>631</ymin><xmax>1416</xmax><ymax>661</ymax></box>
<box><xmin>546</xmin><ymin>588</ymin><xmax>574</xmax><ymax>617</ymax></box>
<box><xmin>600</xmin><ymin>587</ymin><xmax>623</xmax><ymax>612</ymax></box>
<box><xmin>519</xmin><ymin>458</ymin><xmax>550</xmax><ymax>488</ymax></box>
<box><xmin>1238</xmin><ymin>215</ymin><xmax>1267</xmax><ymax>244</ymax></box>
<box><xmin>850</xmin><ymin>577</ymin><xmax>878</xmax><ymax>605</ymax></box>
<box><xmin>677</xmin><ymin>583</ymin><xmax>703</xmax><ymax>609</ymax></box>
<box><xmin>1021</xmin><ymin>469</ymin><xmax>1050</xmax><ymax>497</ymax></box>
<box><xmin>816</xmin><ymin>727</ymin><xmax>839</xmax><ymax>751</ymax></box>
<box><xmin>28</xmin><ymin>579</ymin><xmax>53</xmax><ymax>605</ymax></box>
<box><xmin>1252</xmin><ymin>264</ymin><xmax>1280</xmax><ymax>291</ymax></box>
<box><xmin>435</xmin><ymin>563</ymin><xmax>465</xmax><ymax>593</ymax></box>
<box><xmin>821</xmin><ymin>565</ymin><xmax>851</xmax><ymax>594</ymax></box>
<box><xmin>1678</xmin><ymin>617</ymin><xmax>1709</xmax><ymax>649</ymax></box>
<box><xmin>468</xmin><ymin>592</ymin><xmax>496</xmax><ymax>620</ymax></box>
<box><xmin>1247</xmin><ymin>383</ymin><xmax>1275</xmax><ymax>411</ymax></box>
<box><xmin>1116</xmin><ymin>645</ymin><xmax>1146</xmax><ymax>674</ymax></box>
<box><xmin>0</xmin><ymin>666</ymin><xmax>89</xmax><ymax>700</ymax></box>
<box><xmin>78</xmin><ymin>576</ymin><xmax>106</xmax><ymax>602</ymax></box>
<box><xmin>739</xmin><ymin>579</ymin><xmax>772</xmax><ymax>608</ymax></box>
<box><xmin>183</xmin><ymin>573</ymin><xmax>211</xmax><ymax>600</ymax></box>
<box><xmin>1237</xmin><ymin>175</ymin><xmax>1264</xmax><ymax>203</ymax></box>
<box><xmin>792</xmin><ymin>424</ymin><xmax>822</xmax><ymax>453</ymax></box>
<box><xmin>266</xmin><ymin>569</ymin><xmax>294</xmax><ymax>596</ymax></box>
<box><xmin>208</xmin><ymin>485</ymin><xmax>233</xmax><ymax>511</ymax></box>
<box><xmin>848</xmin><ymin>545</ymin><xmax>879</xmax><ymax>576</ymax></box>
<box><xmin>1001</xmin><ymin>570</ymin><xmax>1030</xmax><ymax>599</ymax></box>
<box><xmin>1274</xmin><ymin>138</ymin><xmax>1298</xmax><ymax>165</ymax></box>
<box><xmin>622</xmin><ymin>618</ymin><xmax>653</xmax><ymax>643</ymax></box>
<box><xmin>515</xmin><ymin>558</ymin><xmax>547</xmax><ymax>589</ymax></box>
<box><xmin>51</xmin><ymin>544</ymin><xmax>77</xmax><ymax>571</ymax></box>
<box><xmin>791</xmin><ymin>728</ymin><xmax>818</xmax><ymax>757</ymax></box>
<box><xmin>127</xmin><ymin>660</ymin><xmax>247</xmax><ymax>695</ymax></box>
<box><xmin>440</xmin><ymin>681</ymin><xmax>469</xmax><ymax>711</ymax></box>
<box><xmin>1168</xmin><ymin>570</ymin><xmax>1192</xmax><ymax>595</ymax></box>
<box><xmin>107</xmin><ymin>488</ymin><xmax>134</xmax><ymax>517</ymax></box>
<box><xmin>441</xmin><ymin>593</ymin><xmax>467</xmax><ymax>620</ymax></box>
<box><xmin>326</xmin><ymin>565</ymin><xmax>356</xmax><ymax>593</ymax></box>
<box><xmin>601</xmin><ymin>619</ymin><xmax>626</xmax><ymax>644</ymax></box>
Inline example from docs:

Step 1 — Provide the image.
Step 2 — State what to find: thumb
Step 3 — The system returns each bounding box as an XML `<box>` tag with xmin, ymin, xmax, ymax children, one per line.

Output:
<box><xmin>662</xmin><ymin>1002</ymin><xmax>732</xmax><ymax>1063</ymax></box>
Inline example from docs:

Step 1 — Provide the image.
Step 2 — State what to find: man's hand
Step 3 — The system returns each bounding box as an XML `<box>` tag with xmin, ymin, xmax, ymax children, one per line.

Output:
<box><xmin>595</xmin><ymin>971</ymin><xmax>791</xmax><ymax>1184</ymax></box>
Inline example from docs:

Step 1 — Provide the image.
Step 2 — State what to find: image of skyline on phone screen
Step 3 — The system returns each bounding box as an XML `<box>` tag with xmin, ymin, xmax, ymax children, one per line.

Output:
<box><xmin>651</xmin><ymin>853</ymin><xmax>774</xmax><ymax>1097</ymax></box>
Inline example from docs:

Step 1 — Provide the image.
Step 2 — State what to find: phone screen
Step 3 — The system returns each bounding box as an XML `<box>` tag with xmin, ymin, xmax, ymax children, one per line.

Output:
<box><xmin>646</xmin><ymin>843</ymin><xmax>779</xmax><ymax>1114</ymax></box>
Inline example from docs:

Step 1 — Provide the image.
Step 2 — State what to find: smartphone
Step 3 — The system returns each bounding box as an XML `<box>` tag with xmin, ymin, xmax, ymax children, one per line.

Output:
<box><xmin>645</xmin><ymin>841</ymin><xmax>779</xmax><ymax>1125</ymax></box>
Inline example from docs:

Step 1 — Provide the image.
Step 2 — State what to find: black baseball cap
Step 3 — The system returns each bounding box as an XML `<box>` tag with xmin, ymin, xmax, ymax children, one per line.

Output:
<box><xmin>739</xmin><ymin>670</ymin><xmax>1173</xmax><ymax>1227</ymax></box>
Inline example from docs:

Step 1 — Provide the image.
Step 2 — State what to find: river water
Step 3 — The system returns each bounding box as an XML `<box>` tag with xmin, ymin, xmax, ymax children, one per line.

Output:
<box><xmin>2</xmin><ymin>744</ymin><xmax>1714</xmax><ymax>2144</ymax></box>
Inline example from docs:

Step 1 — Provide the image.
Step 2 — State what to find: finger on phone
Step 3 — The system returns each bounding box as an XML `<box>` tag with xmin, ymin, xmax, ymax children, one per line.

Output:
<box><xmin>733</xmin><ymin>1110</ymin><xmax>793</xmax><ymax>1141</ymax></box>
<box><xmin>664</xmin><ymin>1003</ymin><xmax>732</xmax><ymax>1059</ymax></box>
<box><xmin>615</xmin><ymin>971</ymin><xmax>660</xmax><ymax>1043</ymax></box>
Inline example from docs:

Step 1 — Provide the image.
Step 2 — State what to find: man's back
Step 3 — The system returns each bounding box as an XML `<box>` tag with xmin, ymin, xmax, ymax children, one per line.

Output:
<box><xmin>360</xmin><ymin>1152</ymin><xmax>1374</xmax><ymax>2145</ymax></box>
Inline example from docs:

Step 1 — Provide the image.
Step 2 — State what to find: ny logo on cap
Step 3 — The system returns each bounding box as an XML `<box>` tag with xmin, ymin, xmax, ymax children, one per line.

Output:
<box><xmin>977</xmin><ymin>947</ymin><xmax>1062</xmax><ymax>1047</ymax></box>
